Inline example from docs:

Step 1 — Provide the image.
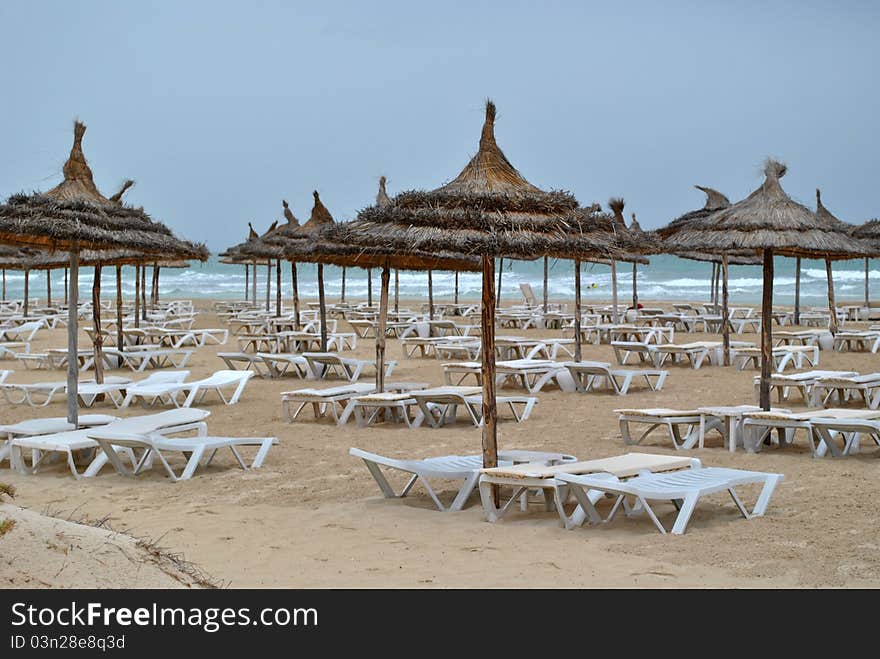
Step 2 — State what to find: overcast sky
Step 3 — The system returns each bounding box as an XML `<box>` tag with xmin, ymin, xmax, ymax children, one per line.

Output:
<box><xmin>1</xmin><ymin>1</ymin><xmax>877</xmax><ymax>251</ymax></box>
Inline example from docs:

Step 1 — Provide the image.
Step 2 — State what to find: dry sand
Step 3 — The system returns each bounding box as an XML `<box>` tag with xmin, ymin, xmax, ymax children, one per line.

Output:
<box><xmin>2</xmin><ymin>297</ymin><xmax>879</xmax><ymax>588</ymax></box>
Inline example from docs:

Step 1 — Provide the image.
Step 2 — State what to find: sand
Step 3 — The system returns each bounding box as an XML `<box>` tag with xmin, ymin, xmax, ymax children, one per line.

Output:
<box><xmin>0</xmin><ymin>503</ymin><xmax>206</xmax><ymax>588</ymax></box>
<box><xmin>2</xmin><ymin>297</ymin><xmax>879</xmax><ymax>588</ymax></box>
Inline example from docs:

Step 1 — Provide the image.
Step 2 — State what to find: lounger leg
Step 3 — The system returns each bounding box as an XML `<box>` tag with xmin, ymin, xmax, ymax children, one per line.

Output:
<box><xmin>479</xmin><ymin>480</ymin><xmax>527</xmax><ymax>522</ymax></box>
<box><xmin>178</xmin><ymin>445</ymin><xmax>206</xmax><ymax>480</ymax></box>
<box><xmin>250</xmin><ymin>439</ymin><xmax>274</xmax><ymax>468</ymax></box>
<box><xmin>566</xmin><ymin>485</ymin><xmax>604</xmax><ymax>527</ymax></box>
<box><xmin>751</xmin><ymin>475</ymin><xmax>783</xmax><ymax>516</ymax></box>
<box><xmin>669</xmin><ymin>493</ymin><xmax>701</xmax><ymax>534</ymax></box>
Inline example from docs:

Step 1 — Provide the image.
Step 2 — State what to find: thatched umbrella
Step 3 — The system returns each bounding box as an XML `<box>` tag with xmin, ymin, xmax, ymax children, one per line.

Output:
<box><xmin>655</xmin><ymin>185</ymin><xmax>765</xmax><ymax>364</ymax></box>
<box><xmin>563</xmin><ymin>201</ymin><xmax>649</xmax><ymax>361</ymax></box>
<box><xmin>852</xmin><ymin>218</ymin><xmax>880</xmax><ymax>310</ymax></box>
<box><xmin>814</xmin><ymin>189</ymin><xmax>877</xmax><ymax>333</ymax></box>
<box><xmin>282</xmin><ymin>208</ymin><xmax>480</xmax><ymax>394</ymax></box>
<box><xmin>306</xmin><ymin>101</ymin><xmax>618</xmax><ymax>469</ymax></box>
<box><xmin>660</xmin><ymin>160</ymin><xmax>869</xmax><ymax>409</ymax></box>
<box><xmin>235</xmin><ymin>218</ymin><xmax>294</xmax><ymax>317</ymax></box>
<box><xmin>265</xmin><ymin>191</ymin><xmax>335</xmax><ymax>349</ymax></box>
<box><xmin>279</xmin><ymin>178</ymin><xmax>481</xmax><ymax>387</ymax></box>
<box><xmin>0</xmin><ymin>121</ymin><xmax>206</xmax><ymax>425</ymax></box>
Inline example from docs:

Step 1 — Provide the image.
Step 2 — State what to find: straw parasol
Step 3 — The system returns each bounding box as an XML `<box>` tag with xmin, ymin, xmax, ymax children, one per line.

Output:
<box><xmin>282</xmin><ymin>181</ymin><xmax>481</xmax><ymax>384</ymax></box>
<box><xmin>308</xmin><ymin>100</ymin><xmax>619</xmax><ymax>469</ymax></box>
<box><xmin>659</xmin><ymin>159</ymin><xmax>870</xmax><ymax>409</ymax></box>
<box><xmin>851</xmin><ymin>218</ymin><xmax>880</xmax><ymax>310</ymax></box>
<box><xmin>653</xmin><ymin>185</ymin><xmax>764</xmax><ymax>363</ymax></box>
<box><xmin>814</xmin><ymin>189</ymin><xmax>878</xmax><ymax>331</ymax></box>
<box><xmin>0</xmin><ymin>121</ymin><xmax>207</xmax><ymax>425</ymax></box>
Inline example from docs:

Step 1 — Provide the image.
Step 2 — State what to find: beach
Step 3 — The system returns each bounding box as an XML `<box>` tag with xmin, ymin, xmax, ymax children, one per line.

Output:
<box><xmin>3</xmin><ymin>297</ymin><xmax>879</xmax><ymax>588</ymax></box>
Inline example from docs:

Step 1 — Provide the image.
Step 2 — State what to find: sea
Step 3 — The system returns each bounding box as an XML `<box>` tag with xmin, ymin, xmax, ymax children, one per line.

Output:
<box><xmin>1</xmin><ymin>255</ymin><xmax>876</xmax><ymax>307</ymax></box>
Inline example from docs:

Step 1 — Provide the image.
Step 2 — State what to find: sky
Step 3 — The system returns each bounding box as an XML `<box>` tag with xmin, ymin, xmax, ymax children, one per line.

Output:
<box><xmin>1</xmin><ymin>1</ymin><xmax>877</xmax><ymax>252</ymax></box>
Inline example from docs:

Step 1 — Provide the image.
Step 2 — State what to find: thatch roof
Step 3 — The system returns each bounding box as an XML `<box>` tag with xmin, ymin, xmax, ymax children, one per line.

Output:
<box><xmin>265</xmin><ymin>191</ymin><xmax>334</xmax><ymax>246</ymax></box>
<box><xmin>814</xmin><ymin>189</ymin><xmax>877</xmax><ymax>259</ymax></box>
<box><xmin>851</xmin><ymin>218</ymin><xmax>880</xmax><ymax>248</ymax></box>
<box><xmin>0</xmin><ymin>248</ymin><xmax>193</xmax><ymax>271</ymax></box>
<box><xmin>281</xmin><ymin>181</ymin><xmax>481</xmax><ymax>272</ymax></box>
<box><xmin>658</xmin><ymin>161</ymin><xmax>870</xmax><ymax>258</ymax></box>
<box><xmin>0</xmin><ymin>121</ymin><xmax>207</xmax><ymax>260</ymax></box>
<box><xmin>310</xmin><ymin>101</ymin><xmax>616</xmax><ymax>262</ymax></box>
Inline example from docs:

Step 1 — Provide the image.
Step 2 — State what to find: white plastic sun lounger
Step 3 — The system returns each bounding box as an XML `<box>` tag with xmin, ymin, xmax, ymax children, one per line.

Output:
<box><xmin>615</xmin><ymin>408</ymin><xmax>723</xmax><ymax>450</ymax></box>
<box><xmin>86</xmin><ymin>427</ymin><xmax>277</xmax><ymax>482</ymax></box>
<box><xmin>350</xmin><ymin>447</ymin><xmax>576</xmax><ymax>512</ymax></box>
<box><xmin>0</xmin><ymin>342</ymin><xmax>29</xmax><ymax>359</ymax></box>
<box><xmin>256</xmin><ymin>352</ymin><xmax>311</xmax><ymax>379</ymax></box>
<box><xmin>0</xmin><ymin>369</ymin><xmax>10</xmax><ymax>384</ymax></box>
<box><xmin>555</xmin><ymin>466</ymin><xmax>784</xmax><ymax>534</ymax></box>
<box><xmin>479</xmin><ymin>453</ymin><xmax>701</xmax><ymax>527</ymax></box>
<box><xmin>303</xmin><ymin>352</ymin><xmax>396</xmax><ymax>382</ymax></box>
<box><xmin>105</xmin><ymin>348</ymin><xmax>193</xmax><ymax>372</ymax></box>
<box><xmin>410</xmin><ymin>387</ymin><xmax>537</xmax><ymax>427</ymax></box>
<box><xmin>1</xmin><ymin>379</ymin><xmax>67</xmax><ymax>407</ymax></box>
<box><xmin>121</xmin><ymin>370</ymin><xmax>251</xmax><ymax>408</ymax></box>
<box><xmin>115</xmin><ymin>371</ymin><xmax>192</xmax><ymax>408</ymax></box>
<box><xmin>564</xmin><ymin>361</ymin><xmax>668</xmax><ymax>395</ymax></box>
<box><xmin>757</xmin><ymin>370</ymin><xmax>857</xmax><ymax>405</ymax></box>
<box><xmin>217</xmin><ymin>351</ymin><xmax>272</xmax><ymax>377</ymax></box>
<box><xmin>811</xmin><ymin>373</ymin><xmax>880</xmax><ymax>409</ymax></box>
<box><xmin>495</xmin><ymin>359</ymin><xmax>575</xmax><ymax>393</ymax></box>
<box><xmin>741</xmin><ymin>408</ymin><xmax>880</xmax><ymax>456</ymax></box>
<box><xmin>809</xmin><ymin>417</ymin><xmax>880</xmax><ymax>457</ymax></box>
<box><xmin>0</xmin><ymin>320</ymin><xmax>43</xmax><ymax>343</ymax></box>
<box><xmin>0</xmin><ymin>414</ymin><xmax>118</xmax><ymax>464</ymax></box>
<box><xmin>9</xmin><ymin>408</ymin><xmax>210</xmax><ymax>479</ymax></box>
<box><xmin>75</xmin><ymin>375</ymin><xmax>135</xmax><ymax>408</ymax></box>
<box><xmin>734</xmin><ymin>345</ymin><xmax>819</xmax><ymax>372</ymax></box>
<box><xmin>281</xmin><ymin>383</ymin><xmax>376</xmax><ymax>423</ymax></box>
<box><xmin>611</xmin><ymin>341</ymin><xmax>711</xmax><ymax>369</ymax></box>
<box><xmin>832</xmin><ymin>331</ymin><xmax>880</xmax><ymax>353</ymax></box>
<box><xmin>442</xmin><ymin>361</ymin><xmax>482</xmax><ymax>386</ymax></box>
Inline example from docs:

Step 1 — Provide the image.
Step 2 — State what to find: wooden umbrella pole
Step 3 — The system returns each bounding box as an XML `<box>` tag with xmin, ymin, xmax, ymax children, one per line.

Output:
<box><xmin>496</xmin><ymin>258</ymin><xmax>503</xmax><ymax>307</ymax></box>
<box><xmin>340</xmin><ymin>267</ymin><xmax>346</xmax><ymax>303</ymax></box>
<box><xmin>115</xmin><ymin>266</ymin><xmax>123</xmax><ymax>352</ymax></box>
<box><xmin>265</xmin><ymin>261</ymin><xmax>271</xmax><ymax>314</ymax></box>
<box><xmin>1</xmin><ymin>269</ymin><xmax>5</xmax><ymax>299</ymax></box>
<box><xmin>251</xmin><ymin>260</ymin><xmax>257</xmax><ymax>303</ymax></box>
<box><xmin>376</xmin><ymin>264</ymin><xmax>390</xmax><ymax>393</ymax></box>
<box><xmin>826</xmin><ymin>258</ymin><xmax>838</xmax><ymax>335</ymax></box>
<box><xmin>67</xmin><ymin>248</ymin><xmax>79</xmax><ymax>426</ymax></box>
<box><xmin>632</xmin><ymin>262</ymin><xmax>638</xmax><ymax>310</ymax></box>
<box><xmin>275</xmin><ymin>258</ymin><xmax>282</xmax><ymax>317</ymax></box>
<box><xmin>367</xmin><ymin>268</ymin><xmax>373</xmax><ymax>307</ymax></box>
<box><xmin>794</xmin><ymin>256</ymin><xmax>801</xmax><ymax>324</ymax></box>
<box><xmin>480</xmin><ymin>254</ymin><xmax>498</xmax><ymax>473</ymax></box>
<box><xmin>709</xmin><ymin>263</ymin><xmax>716</xmax><ymax>303</ymax></box>
<box><xmin>454</xmin><ymin>271</ymin><xmax>459</xmax><ymax>306</ymax></box>
<box><xmin>46</xmin><ymin>269</ymin><xmax>52</xmax><ymax>307</ymax></box>
<box><xmin>722</xmin><ymin>254</ymin><xmax>730</xmax><ymax>366</ymax></box>
<box><xmin>290</xmin><ymin>262</ymin><xmax>300</xmax><ymax>330</ymax></box>
<box><xmin>428</xmin><ymin>270</ymin><xmax>434</xmax><ymax>320</ymax></box>
<box><xmin>866</xmin><ymin>257</ymin><xmax>871</xmax><ymax>313</ymax></box>
<box><xmin>610</xmin><ymin>261</ymin><xmax>619</xmax><ymax>323</ymax></box>
<box><xmin>394</xmin><ymin>269</ymin><xmax>399</xmax><ymax>313</ymax></box>
<box><xmin>714</xmin><ymin>263</ymin><xmax>721</xmax><ymax>305</ymax></box>
<box><xmin>23</xmin><ymin>270</ymin><xmax>29</xmax><ymax>316</ymax></box>
<box><xmin>759</xmin><ymin>248</ymin><xmax>774</xmax><ymax>410</ymax></box>
<box><xmin>92</xmin><ymin>264</ymin><xmax>104</xmax><ymax>384</ymax></box>
<box><xmin>244</xmin><ymin>264</ymin><xmax>249</xmax><ymax>302</ymax></box>
<box><xmin>63</xmin><ymin>268</ymin><xmax>68</xmax><ymax>305</ymax></box>
<box><xmin>318</xmin><ymin>263</ymin><xmax>327</xmax><ymax>352</ymax></box>
<box><xmin>543</xmin><ymin>256</ymin><xmax>549</xmax><ymax>313</ymax></box>
<box><xmin>140</xmin><ymin>263</ymin><xmax>146</xmax><ymax>321</ymax></box>
<box><xmin>134</xmin><ymin>263</ymin><xmax>140</xmax><ymax>328</ymax></box>
<box><xmin>151</xmin><ymin>263</ymin><xmax>159</xmax><ymax>308</ymax></box>
<box><xmin>574</xmin><ymin>259</ymin><xmax>582</xmax><ymax>362</ymax></box>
